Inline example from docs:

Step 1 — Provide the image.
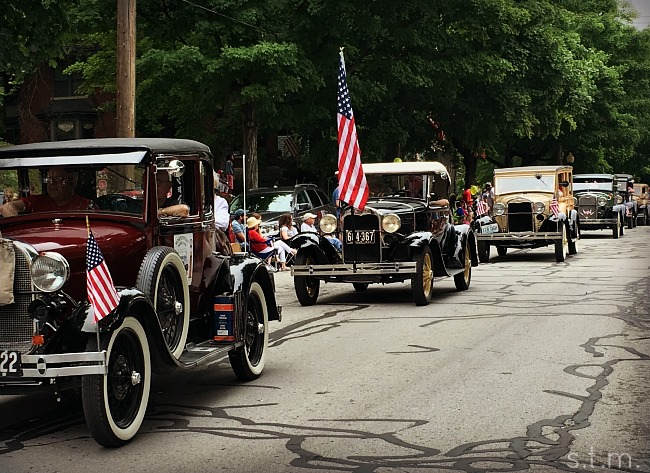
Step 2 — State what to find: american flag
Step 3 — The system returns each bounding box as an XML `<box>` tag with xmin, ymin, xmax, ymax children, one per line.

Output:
<box><xmin>337</xmin><ymin>50</ymin><xmax>369</xmax><ymax>211</ymax></box>
<box><xmin>86</xmin><ymin>227</ymin><xmax>120</xmax><ymax>322</ymax></box>
<box><xmin>476</xmin><ymin>199</ymin><xmax>489</xmax><ymax>217</ymax></box>
<box><xmin>550</xmin><ymin>196</ymin><xmax>559</xmax><ymax>217</ymax></box>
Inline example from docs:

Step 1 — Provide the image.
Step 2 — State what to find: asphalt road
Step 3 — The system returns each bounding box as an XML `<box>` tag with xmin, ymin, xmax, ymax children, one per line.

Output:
<box><xmin>1</xmin><ymin>226</ymin><xmax>649</xmax><ymax>473</ymax></box>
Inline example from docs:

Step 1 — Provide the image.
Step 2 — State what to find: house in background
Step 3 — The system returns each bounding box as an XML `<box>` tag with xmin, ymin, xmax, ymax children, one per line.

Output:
<box><xmin>3</xmin><ymin>63</ymin><xmax>115</xmax><ymax>144</ymax></box>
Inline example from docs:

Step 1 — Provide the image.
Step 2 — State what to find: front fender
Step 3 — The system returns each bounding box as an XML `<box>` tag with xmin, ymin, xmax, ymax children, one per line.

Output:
<box><xmin>230</xmin><ymin>253</ymin><xmax>281</xmax><ymax>322</ymax></box>
<box><xmin>292</xmin><ymin>233</ymin><xmax>337</xmax><ymax>264</ymax></box>
<box><xmin>453</xmin><ymin>224</ymin><xmax>478</xmax><ymax>267</ymax></box>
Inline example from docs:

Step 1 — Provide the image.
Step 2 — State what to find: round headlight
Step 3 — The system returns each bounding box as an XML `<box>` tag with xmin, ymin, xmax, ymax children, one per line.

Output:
<box><xmin>597</xmin><ymin>196</ymin><xmax>608</xmax><ymax>207</ymax></box>
<box><xmin>382</xmin><ymin>214</ymin><xmax>401</xmax><ymax>233</ymax></box>
<box><xmin>533</xmin><ymin>202</ymin><xmax>545</xmax><ymax>214</ymax></box>
<box><xmin>319</xmin><ymin>214</ymin><xmax>338</xmax><ymax>234</ymax></box>
<box><xmin>31</xmin><ymin>252</ymin><xmax>70</xmax><ymax>292</ymax></box>
<box><xmin>615</xmin><ymin>195</ymin><xmax>623</xmax><ymax>204</ymax></box>
<box><xmin>494</xmin><ymin>203</ymin><xmax>506</xmax><ymax>216</ymax></box>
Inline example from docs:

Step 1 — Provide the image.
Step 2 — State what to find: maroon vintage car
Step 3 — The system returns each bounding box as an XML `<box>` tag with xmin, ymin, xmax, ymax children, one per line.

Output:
<box><xmin>0</xmin><ymin>138</ymin><xmax>281</xmax><ymax>447</ymax></box>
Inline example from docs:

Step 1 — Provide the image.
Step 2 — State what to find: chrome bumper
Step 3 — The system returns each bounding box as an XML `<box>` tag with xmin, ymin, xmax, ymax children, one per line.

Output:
<box><xmin>580</xmin><ymin>218</ymin><xmax>616</xmax><ymax>225</ymax></box>
<box><xmin>292</xmin><ymin>262</ymin><xmax>417</xmax><ymax>277</ymax></box>
<box><xmin>1</xmin><ymin>351</ymin><xmax>107</xmax><ymax>381</ymax></box>
<box><xmin>476</xmin><ymin>231</ymin><xmax>562</xmax><ymax>241</ymax></box>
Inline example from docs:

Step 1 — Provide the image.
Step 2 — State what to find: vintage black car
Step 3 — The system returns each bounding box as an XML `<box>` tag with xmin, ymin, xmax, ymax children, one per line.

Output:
<box><xmin>290</xmin><ymin>162</ymin><xmax>478</xmax><ymax>306</ymax></box>
<box><xmin>0</xmin><ymin>138</ymin><xmax>281</xmax><ymax>447</ymax></box>
<box><xmin>613</xmin><ymin>173</ymin><xmax>637</xmax><ymax>229</ymax></box>
<box><xmin>573</xmin><ymin>174</ymin><xmax>626</xmax><ymax>238</ymax></box>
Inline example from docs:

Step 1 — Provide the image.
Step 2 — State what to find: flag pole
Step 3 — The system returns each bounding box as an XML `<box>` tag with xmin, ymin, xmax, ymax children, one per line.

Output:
<box><xmin>86</xmin><ymin>216</ymin><xmax>100</xmax><ymax>340</ymax></box>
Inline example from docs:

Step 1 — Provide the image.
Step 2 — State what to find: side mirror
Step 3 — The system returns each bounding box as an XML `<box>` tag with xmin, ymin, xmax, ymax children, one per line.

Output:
<box><xmin>156</xmin><ymin>159</ymin><xmax>185</xmax><ymax>178</ymax></box>
<box><xmin>560</xmin><ymin>181</ymin><xmax>570</xmax><ymax>188</ymax></box>
<box><xmin>295</xmin><ymin>202</ymin><xmax>310</xmax><ymax>212</ymax></box>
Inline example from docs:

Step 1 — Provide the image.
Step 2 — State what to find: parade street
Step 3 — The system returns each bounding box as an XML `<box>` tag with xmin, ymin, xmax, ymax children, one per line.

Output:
<box><xmin>1</xmin><ymin>227</ymin><xmax>649</xmax><ymax>473</ymax></box>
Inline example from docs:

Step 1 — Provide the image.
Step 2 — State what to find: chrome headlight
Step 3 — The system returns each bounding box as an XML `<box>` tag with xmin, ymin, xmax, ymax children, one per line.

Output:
<box><xmin>31</xmin><ymin>252</ymin><xmax>70</xmax><ymax>292</ymax></box>
<box><xmin>494</xmin><ymin>203</ymin><xmax>506</xmax><ymax>216</ymax></box>
<box><xmin>382</xmin><ymin>214</ymin><xmax>401</xmax><ymax>233</ymax></box>
<box><xmin>319</xmin><ymin>214</ymin><xmax>338</xmax><ymax>234</ymax></box>
<box><xmin>615</xmin><ymin>195</ymin><xmax>623</xmax><ymax>204</ymax></box>
<box><xmin>533</xmin><ymin>202</ymin><xmax>545</xmax><ymax>214</ymax></box>
<box><xmin>597</xmin><ymin>196</ymin><xmax>608</xmax><ymax>207</ymax></box>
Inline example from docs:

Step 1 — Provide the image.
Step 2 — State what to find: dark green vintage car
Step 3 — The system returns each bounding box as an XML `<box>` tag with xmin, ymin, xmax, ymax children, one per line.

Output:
<box><xmin>573</xmin><ymin>174</ymin><xmax>626</xmax><ymax>239</ymax></box>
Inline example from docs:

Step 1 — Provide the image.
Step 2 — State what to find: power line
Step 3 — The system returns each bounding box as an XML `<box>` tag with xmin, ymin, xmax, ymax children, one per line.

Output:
<box><xmin>178</xmin><ymin>0</ymin><xmax>277</xmax><ymax>36</ymax></box>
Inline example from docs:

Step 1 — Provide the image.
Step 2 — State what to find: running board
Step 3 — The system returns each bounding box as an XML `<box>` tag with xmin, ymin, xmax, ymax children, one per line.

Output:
<box><xmin>178</xmin><ymin>340</ymin><xmax>243</xmax><ymax>368</ymax></box>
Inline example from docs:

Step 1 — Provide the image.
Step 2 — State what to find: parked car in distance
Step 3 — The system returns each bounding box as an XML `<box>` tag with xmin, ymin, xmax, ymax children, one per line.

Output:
<box><xmin>573</xmin><ymin>174</ymin><xmax>626</xmax><ymax>239</ymax></box>
<box><xmin>632</xmin><ymin>183</ymin><xmax>649</xmax><ymax>226</ymax></box>
<box><xmin>290</xmin><ymin>161</ymin><xmax>478</xmax><ymax>306</ymax></box>
<box><xmin>613</xmin><ymin>173</ymin><xmax>637</xmax><ymax>229</ymax></box>
<box><xmin>229</xmin><ymin>184</ymin><xmax>335</xmax><ymax>237</ymax></box>
<box><xmin>474</xmin><ymin>165</ymin><xmax>578</xmax><ymax>263</ymax></box>
<box><xmin>0</xmin><ymin>138</ymin><xmax>281</xmax><ymax>447</ymax></box>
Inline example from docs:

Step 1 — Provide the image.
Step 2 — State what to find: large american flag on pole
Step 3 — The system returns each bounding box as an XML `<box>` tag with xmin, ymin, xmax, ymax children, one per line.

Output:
<box><xmin>337</xmin><ymin>50</ymin><xmax>369</xmax><ymax>211</ymax></box>
<box><xmin>86</xmin><ymin>225</ymin><xmax>120</xmax><ymax>322</ymax></box>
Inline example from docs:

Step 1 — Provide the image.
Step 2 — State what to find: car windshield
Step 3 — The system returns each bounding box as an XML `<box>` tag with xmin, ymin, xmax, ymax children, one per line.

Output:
<box><xmin>366</xmin><ymin>173</ymin><xmax>446</xmax><ymax>199</ymax></box>
<box><xmin>495</xmin><ymin>174</ymin><xmax>556</xmax><ymax>194</ymax></box>
<box><xmin>574</xmin><ymin>179</ymin><xmax>613</xmax><ymax>192</ymax></box>
<box><xmin>230</xmin><ymin>190</ymin><xmax>294</xmax><ymax>213</ymax></box>
<box><xmin>0</xmin><ymin>164</ymin><xmax>145</xmax><ymax>218</ymax></box>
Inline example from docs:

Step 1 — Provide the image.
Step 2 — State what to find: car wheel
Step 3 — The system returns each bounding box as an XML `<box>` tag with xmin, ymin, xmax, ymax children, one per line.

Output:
<box><xmin>136</xmin><ymin>247</ymin><xmax>189</xmax><ymax>359</ymax></box>
<box><xmin>627</xmin><ymin>213</ymin><xmax>634</xmax><ymax>229</ymax></box>
<box><xmin>352</xmin><ymin>282</ymin><xmax>369</xmax><ymax>292</ymax></box>
<box><xmin>477</xmin><ymin>241</ymin><xmax>490</xmax><ymax>263</ymax></box>
<box><xmin>568</xmin><ymin>220</ymin><xmax>578</xmax><ymax>255</ymax></box>
<box><xmin>454</xmin><ymin>237</ymin><xmax>472</xmax><ymax>291</ymax></box>
<box><xmin>620</xmin><ymin>212</ymin><xmax>625</xmax><ymax>236</ymax></box>
<box><xmin>82</xmin><ymin>316</ymin><xmax>151</xmax><ymax>447</ymax></box>
<box><xmin>294</xmin><ymin>252</ymin><xmax>320</xmax><ymax>306</ymax></box>
<box><xmin>228</xmin><ymin>282</ymin><xmax>268</xmax><ymax>381</ymax></box>
<box><xmin>646</xmin><ymin>210</ymin><xmax>650</xmax><ymax>226</ymax></box>
<box><xmin>612</xmin><ymin>214</ymin><xmax>620</xmax><ymax>239</ymax></box>
<box><xmin>555</xmin><ymin>222</ymin><xmax>567</xmax><ymax>262</ymax></box>
<box><xmin>496</xmin><ymin>245</ymin><xmax>507</xmax><ymax>257</ymax></box>
<box><xmin>411</xmin><ymin>246</ymin><xmax>434</xmax><ymax>306</ymax></box>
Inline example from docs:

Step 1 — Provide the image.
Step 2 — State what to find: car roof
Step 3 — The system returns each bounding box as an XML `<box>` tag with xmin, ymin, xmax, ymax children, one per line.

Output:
<box><xmin>574</xmin><ymin>174</ymin><xmax>614</xmax><ymax>179</ymax></box>
<box><xmin>0</xmin><ymin>138</ymin><xmax>211</xmax><ymax>167</ymax></box>
<box><xmin>362</xmin><ymin>161</ymin><xmax>450</xmax><ymax>179</ymax></box>
<box><xmin>494</xmin><ymin>165</ymin><xmax>573</xmax><ymax>175</ymax></box>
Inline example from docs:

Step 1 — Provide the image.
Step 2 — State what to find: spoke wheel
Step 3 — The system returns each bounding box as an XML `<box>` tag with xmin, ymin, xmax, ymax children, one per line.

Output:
<box><xmin>82</xmin><ymin>316</ymin><xmax>151</xmax><ymax>447</ymax></box>
<box><xmin>229</xmin><ymin>282</ymin><xmax>268</xmax><ymax>381</ymax></box>
<box><xmin>136</xmin><ymin>247</ymin><xmax>189</xmax><ymax>359</ymax></box>
<box><xmin>411</xmin><ymin>246</ymin><xmax>433</xmax><ymax>306</ymax></box>
<box><xmin>294</xmin><ymin>252</ymin><xmax>320</xmax><ymax>306</ymax></box>
<box><xmin>454</xmin><ymin>237</ymin><xmax>472</xmax><ymax>291</ymax></box>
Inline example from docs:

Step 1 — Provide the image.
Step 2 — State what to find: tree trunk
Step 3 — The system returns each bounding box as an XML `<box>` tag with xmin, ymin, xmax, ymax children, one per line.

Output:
<box><xmin>504</xmin><ymin>145</ymin><xmax>514</xmax><ymax>168</ymax></box>
<box><xmin>463</xmin><ymin>151</ymin><xmax>478</xmax><ymax>190</ymax></box>
<box><xmin>242</xmin><ymin>103</ymin><xmax>258</xmax><ymax>189</ymax></box>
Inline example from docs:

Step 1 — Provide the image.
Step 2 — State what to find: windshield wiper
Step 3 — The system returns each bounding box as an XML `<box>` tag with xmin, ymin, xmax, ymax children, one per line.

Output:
<box><xmin>535</xmin><ymin>173</ymin><xmax>549</xmax><ymax>188</ymax></box>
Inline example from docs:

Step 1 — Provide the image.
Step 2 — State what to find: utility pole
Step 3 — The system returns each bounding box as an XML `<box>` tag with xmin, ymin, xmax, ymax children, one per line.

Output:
<box><xmin>116</xmin><ymin>0</ymin><xmax>136</xmax><ymax>137</ymax></box>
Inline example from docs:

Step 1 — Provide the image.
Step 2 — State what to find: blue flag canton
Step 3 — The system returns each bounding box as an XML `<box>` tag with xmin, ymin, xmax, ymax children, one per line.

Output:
<box><xmin>86</xmin><ymin>232</ymin><xmax>104</xmax><ymax>271</ymax></box>
<box><xmin>337</xmin><ymin>56</ymin><xmax>353</xmax><ymax>120</ymax></box>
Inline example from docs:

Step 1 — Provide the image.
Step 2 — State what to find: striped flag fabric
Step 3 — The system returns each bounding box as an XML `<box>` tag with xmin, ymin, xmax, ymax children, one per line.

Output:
<box><xmin>86</xmin><ymin>226</ymin><xmax>120</xmax><ymax>322</ymax></box>
<box><xmin>550</xmin><ymin>196</ymin><xmax>559</xmax><ymax>217</ymax></box>
<box><xmin>337</xmin><ymin>50</ymin><xmax>369</xmax><ymax>211</ymax></box>
<box><xmin>476</xmin><ymin>199</ymin><xmax>489</xmax><ymax>217</ymax></box>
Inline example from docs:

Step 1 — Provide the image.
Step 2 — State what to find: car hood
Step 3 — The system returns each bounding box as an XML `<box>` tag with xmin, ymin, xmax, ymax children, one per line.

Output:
<box><xmin>574</xmin><ymin>189</ymin><xmax>613</xmax><ymax>197</ymax></box>
<box><xmin>365</xmin><ymin>198</ymin><xmax>428</xmax><ymax>214</ymax></box>
<box><xmin>495</xmin><ymin>192</ymin><xmax>555</xmax><ymax>204</ymax></box>
<box><xmin>2</xmin><ymin>217</ymin><xmax>147</xmax><ymax>298</ymax></box>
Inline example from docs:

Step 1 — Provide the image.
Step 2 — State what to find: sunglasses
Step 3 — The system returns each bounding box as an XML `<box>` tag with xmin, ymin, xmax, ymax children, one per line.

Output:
<box><xmin>43</xmin><ymin>176</ymin><xmax>71</xmax><ymax>185</ymax></box>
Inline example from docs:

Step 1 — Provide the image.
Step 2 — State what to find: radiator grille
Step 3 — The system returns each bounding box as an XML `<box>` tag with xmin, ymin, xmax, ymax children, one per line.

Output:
<box><xmin>0</xmin><ymin>244</ymin><xmax>36</xmax><ymax>353</ymax></box>
<box><xmin>578</xmin><ymin>195</ymin><xmax>598</xmax><ymax>220</ymax></box>
<box><xmin>507</xmin><ymin>202</ymin><xmax>533</xmax><ymax>232</ymax></box>
<box><xmin>343</xmin><ymin>214</ymin><xmax>381</xmax><ymax>263</ymax></box>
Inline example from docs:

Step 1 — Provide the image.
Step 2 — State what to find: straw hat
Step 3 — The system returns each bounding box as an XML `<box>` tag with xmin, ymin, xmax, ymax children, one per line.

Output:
<box><xmin>246</xmin><ymin>216</ymin><xmax>262</xmax><ymax>229</ymax></box>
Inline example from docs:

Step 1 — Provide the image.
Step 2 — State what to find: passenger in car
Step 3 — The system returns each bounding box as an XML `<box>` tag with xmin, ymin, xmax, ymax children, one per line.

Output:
<box><xmin>156</xmin><ymin>172</ymin><xmax>189</xmax><ymax>218</ymax></box>
<box><xmin>0</xmin><ymin>167</ymin><xmax>94</xmax><ymax>217</ymax></box>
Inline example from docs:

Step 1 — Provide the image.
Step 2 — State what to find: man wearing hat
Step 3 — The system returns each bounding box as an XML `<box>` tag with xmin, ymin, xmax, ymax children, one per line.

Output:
<box><xmin>300</xmin><ymin>212</ymin><xmax>318</xmax><ymax>233</ymax></box>
<box><xmin>231</xmin><ymin>208</ymin><xmax>247</xmax><ymax>250</ymax></box>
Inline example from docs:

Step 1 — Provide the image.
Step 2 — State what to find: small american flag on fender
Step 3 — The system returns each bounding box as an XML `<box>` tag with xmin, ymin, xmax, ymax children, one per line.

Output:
<box><xmin>86</xmin><ymin>221</ymin><xmax>120</xmax><ymax>322</ymax></box>
<box><xmin>550</xmin><ymin>196</ymin><xmax>559</xmax><ymax>217</ymax></box>
<box><xmin>476</xmin><ymin>199</ymin><xmax>489</xmax><ymax>216</ymax></box>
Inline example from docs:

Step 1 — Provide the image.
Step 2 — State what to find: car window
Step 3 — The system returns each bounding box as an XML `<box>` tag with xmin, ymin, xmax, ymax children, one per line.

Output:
<box><xmin>316</xmin><ymin>190</ymin><xmax>329</xmax><ymax>206</ymax></box>
<box><xmin>296</xmin><ymin>190</ymin><xmax>309</xmax><ymax>205</ymax></box>
<box><xmin>230</xmin><ymin>190</ymin><xmax>294</xmax><ymax>213</ymax></box>
<box><xmin>306</xmin><ymin>189</ymin><xmax>322</xmax><ymax>207</ymax></box>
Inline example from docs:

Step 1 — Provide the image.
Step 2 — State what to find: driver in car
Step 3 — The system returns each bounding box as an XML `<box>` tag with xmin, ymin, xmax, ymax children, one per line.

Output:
<box><xmin>0</xmin><ymin>167</ymin><xmax>94</xmax><ymax>217</ymax></box>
